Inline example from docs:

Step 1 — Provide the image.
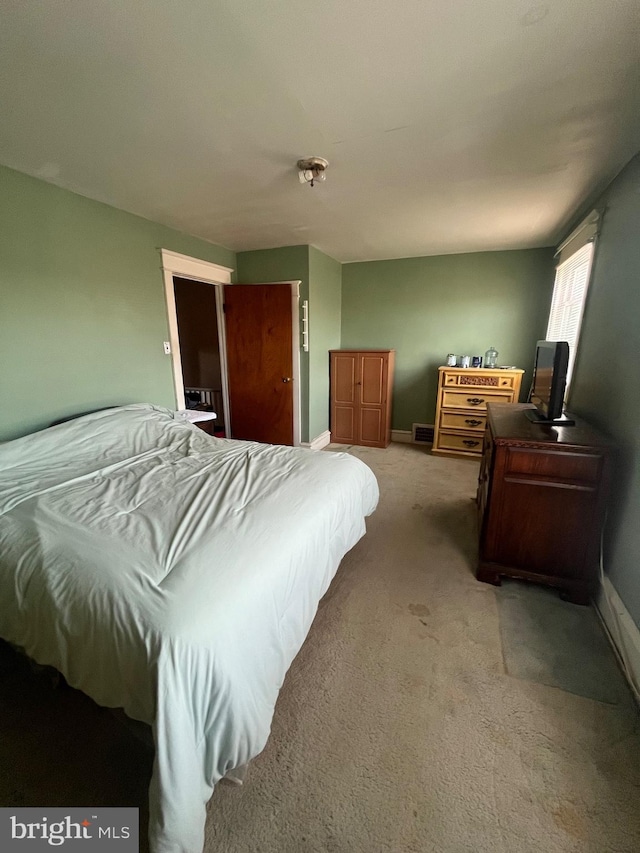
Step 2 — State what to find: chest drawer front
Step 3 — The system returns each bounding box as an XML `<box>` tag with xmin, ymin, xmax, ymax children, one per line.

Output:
<box><xmin>504</xmin><ymin>447</ymin><xmax>603</xmax><ymax>486</ymax></box>
<box><xmin>440</xmin><ymin>412</ymin><xmax>486</xmax><ymax>431</ymax></box>
<box><xmin>443</xmin><ymin>371</ymin><xmax>518</xmax><ymax>389</ymax></box>
<box><xmin>458</xmin><ymin>374</ymin><xmax>518</xmax><ymax>390</ymax></box>
<box><xmin>436</xmin><ymin>430</ymin><xmax>484</xmax><ymax>454</ymax></box>
<box><xmin>442</xmin><ymin>390</ymin><xmax>514</xmax><ymax>410</ymax></box>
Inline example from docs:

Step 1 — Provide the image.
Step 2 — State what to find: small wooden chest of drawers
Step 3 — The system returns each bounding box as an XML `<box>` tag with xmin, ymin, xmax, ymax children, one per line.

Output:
<box><xmin>432</xmin><ymin>366</ymin><xmax>524</xmax><ymax>458</ymax></box>
<box><xmin>477</xmin><ymin>403</ymin><xmax>614</xmax><ymax>603</ymax></box>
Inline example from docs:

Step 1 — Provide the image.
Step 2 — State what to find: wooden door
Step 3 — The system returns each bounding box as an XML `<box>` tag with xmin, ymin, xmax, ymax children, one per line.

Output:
<box><xmin>224</xmin><ymin>284</ymin><xmax>294</xmax><ymax>445</ymax></box>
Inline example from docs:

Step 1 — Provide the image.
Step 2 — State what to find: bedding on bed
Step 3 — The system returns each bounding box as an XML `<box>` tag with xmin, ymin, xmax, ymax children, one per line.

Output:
<box><xmin>0</xmin><ymin>404</ymin><xmax>379</xmax><ymax>853</ymax></box>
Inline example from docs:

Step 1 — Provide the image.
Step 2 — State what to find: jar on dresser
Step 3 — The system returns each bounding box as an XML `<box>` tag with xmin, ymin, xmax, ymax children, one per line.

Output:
<box><xmin>431</xmin><ymin>366</ymin><xmax>524</xmax><ymax>458</ymax></box>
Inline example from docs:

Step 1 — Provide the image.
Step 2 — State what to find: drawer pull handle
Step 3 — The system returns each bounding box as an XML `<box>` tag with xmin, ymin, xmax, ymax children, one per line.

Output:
<box><xmin>465</xmin><ymin>419</ymin><xmax>482</xmax><ymax>426</ymax></box>
<box><xmin>463</xmin><ymin>439</ymin><xmax>480</xmax><ymax>448</ymax></box>
<box><xmin>467</xmin><ymin>397</ymin><xmax>484</xmax><ymax>405</ymax></box>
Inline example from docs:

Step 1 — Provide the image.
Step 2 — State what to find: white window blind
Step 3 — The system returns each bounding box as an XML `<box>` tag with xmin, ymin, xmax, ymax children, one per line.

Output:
<box><xmin>547</xmin><ymin>240</ymin><xmax>595</xmax><ymax>389</ymax></box>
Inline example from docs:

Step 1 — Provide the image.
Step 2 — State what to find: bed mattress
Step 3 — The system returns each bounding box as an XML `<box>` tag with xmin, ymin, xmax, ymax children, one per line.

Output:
<box><xmin>0</xmin><ymin>405</ymin><xmax>379</xmax><ymax>852</ymax></box>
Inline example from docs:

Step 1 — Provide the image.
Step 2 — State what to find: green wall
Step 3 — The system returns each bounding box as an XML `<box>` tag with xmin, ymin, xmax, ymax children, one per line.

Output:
<box><xmin>568</xmin><ymin>153</ymin><xmax>640</xmax><ymax>624</ymax></box>
<box><xmin>308</xmin><ymin>246</ymin><xmax>342</xmax><ymax>439</ymax></box>
<box><xmin>0</xmin><ymin>165</ymin><xmax>235</xmax><ymax>441</ymax></box>
<box><xmin>341</xmin><ymin>249</ymin><xmax>555</xmax><ymax>431</ymax></box>
<box><xmin>235</xmin><ymin>245</ymin><xmax>310</xmax><ymax>442</ymax></box>
<box><xmin>1</xmin><ymin>164</ymin><xmax>553</xmax><ymax>447</ymax></box>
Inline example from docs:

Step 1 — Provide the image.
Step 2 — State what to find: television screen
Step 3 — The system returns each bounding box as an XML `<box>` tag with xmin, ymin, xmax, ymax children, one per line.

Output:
<box><xmin>527</xmin><ymin>341</ymin><xmax>572</xmax><ymax>424</ymax></box>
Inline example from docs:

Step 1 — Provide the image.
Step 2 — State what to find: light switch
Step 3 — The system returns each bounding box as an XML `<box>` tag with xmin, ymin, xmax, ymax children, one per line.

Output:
<box><xmin>163</xmin><ymin>341</ymin><xmax>171</xmax><ymax>355</ymax></box>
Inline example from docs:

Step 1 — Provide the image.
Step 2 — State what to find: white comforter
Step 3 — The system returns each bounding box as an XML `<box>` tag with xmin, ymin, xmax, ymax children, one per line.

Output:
<box><xmin>0</xmin><ymin>405</ymin><xmax>379</xmax><ymax>852</ymax></box>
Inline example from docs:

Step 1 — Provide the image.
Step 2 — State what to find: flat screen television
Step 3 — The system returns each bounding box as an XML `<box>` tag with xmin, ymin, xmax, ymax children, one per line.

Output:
<box><xmin>525</xmin><ymin>340</ymin><xmax>575</xmax><ymax>426</ymax></box>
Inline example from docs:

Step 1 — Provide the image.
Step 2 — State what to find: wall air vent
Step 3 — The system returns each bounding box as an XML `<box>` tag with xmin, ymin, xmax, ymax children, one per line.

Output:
<box><xmin>412</xmin><ymin>423</ymin><xmax>434</xmax><ymax>444</ymax></box>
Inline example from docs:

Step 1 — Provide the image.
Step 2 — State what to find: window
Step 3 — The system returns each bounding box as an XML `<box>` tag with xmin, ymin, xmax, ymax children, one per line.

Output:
<box><xmin>547</xmin><ymin>211</ymin><xmax>599</xmax><ymax>391</ymax></box>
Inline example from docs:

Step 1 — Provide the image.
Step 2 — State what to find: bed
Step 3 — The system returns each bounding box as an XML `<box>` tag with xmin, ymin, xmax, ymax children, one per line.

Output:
<box><xmin>0</xmin><ymin>404</ymin><xmax>379</xmax><ymax>852</ymax></box>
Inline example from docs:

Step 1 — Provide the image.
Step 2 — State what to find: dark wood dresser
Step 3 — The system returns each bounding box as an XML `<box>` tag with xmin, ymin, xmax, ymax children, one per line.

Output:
<box><xmin>477</xmin><ymin>403</ymin><xmax>615</xmax><ymax>604</ymax></box>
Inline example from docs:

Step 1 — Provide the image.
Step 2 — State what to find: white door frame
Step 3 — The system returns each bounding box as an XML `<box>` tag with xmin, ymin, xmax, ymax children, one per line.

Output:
<box><xmin>160</xmin><ymin>249</ymin><xmax>302</xmax><ymax>446</ymax></box>
<box><xmin>161</xmin><ymin>249</ymin><xmax>233</xmax><ymax>430</ymax></box>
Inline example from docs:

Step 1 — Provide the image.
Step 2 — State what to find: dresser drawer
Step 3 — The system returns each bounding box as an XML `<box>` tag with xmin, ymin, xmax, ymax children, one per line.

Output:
<box><xmin>504</xmin><ymin>447</ymin><xmax>603</xmax><ymax>486</ymax></box>
<box><xmin>436</xmin><ymin>431</ymin><xmax>484</xmax><ymax>454</ymax></box>
<box><xmin>442</xmin><ymin>371</ymin><xmax>518</xmax><ymax>390</ymax></box>
<box><xmin>441</xmin><ymin>390</ymin><xmax>514</xmax><ymax>411</ymax></box>
<box><xmin>440</xmin><ymin>412</ymin><xmax>486</xmax><ymax>432</ymax></box>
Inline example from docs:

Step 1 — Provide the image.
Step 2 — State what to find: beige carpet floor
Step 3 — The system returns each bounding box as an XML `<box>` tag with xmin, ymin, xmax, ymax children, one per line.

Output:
<box><xmin>2</xmin><ymin>442</ymin><xmax>639</xmax><ymax>852</ymax></box>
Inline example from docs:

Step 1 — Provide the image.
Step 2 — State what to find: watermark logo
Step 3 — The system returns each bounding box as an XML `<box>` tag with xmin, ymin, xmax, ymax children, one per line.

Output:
<box><xmin>1</xmin><ymin>808</ymin><xmax>138</xmax><ymax>851</ymax></box>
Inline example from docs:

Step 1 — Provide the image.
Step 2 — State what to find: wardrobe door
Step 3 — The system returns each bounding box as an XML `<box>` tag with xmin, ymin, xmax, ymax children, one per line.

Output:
<box><xmin>330</xmin><ymin>352</ymin><xmax>358</xmax><ymax>444</ymax></box>
<box><xmin>358</xmin><ymin>352</ymin><xmax>389</xmax><ymax>447</ymax></box>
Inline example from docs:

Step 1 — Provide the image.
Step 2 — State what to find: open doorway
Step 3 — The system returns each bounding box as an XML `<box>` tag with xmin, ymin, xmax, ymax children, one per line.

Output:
<box><xmin>160</xmin><ymin>249</ymin><xmax>303</xmax><ymax>446</ymax></box>
<box><xmin>173</xmin><ymin>276</ymin><xmax>226</xmax><ymax>437</ymax></box>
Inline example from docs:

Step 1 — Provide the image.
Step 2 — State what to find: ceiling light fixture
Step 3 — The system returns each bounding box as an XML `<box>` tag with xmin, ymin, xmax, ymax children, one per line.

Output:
<box><xmin>297</xmin><ymin>156</ymin><xmax>329</xmax><ymax>187</ymax></box>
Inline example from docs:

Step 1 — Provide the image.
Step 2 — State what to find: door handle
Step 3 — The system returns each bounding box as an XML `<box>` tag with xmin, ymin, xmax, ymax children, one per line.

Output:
<box><xmin>282</xmin><ymin>377</ymin><xmax>291</xmax><ymax>383</ymax></box>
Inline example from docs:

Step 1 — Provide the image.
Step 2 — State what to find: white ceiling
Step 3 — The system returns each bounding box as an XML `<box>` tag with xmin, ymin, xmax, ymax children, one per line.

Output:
<box><xmin>1</xmin><ymin>0</ymin><xmax>639</xmax><ymax>262</ymax></box>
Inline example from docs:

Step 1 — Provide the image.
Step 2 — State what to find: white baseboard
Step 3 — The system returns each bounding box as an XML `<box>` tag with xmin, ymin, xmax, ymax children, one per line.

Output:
<box><xmin>301</xmin><ymin>430</ymin><xmax>331</xmax><ymax>451</ymax></box>
<box><xmin>307</xmin><ymin>429</ymin><xmax>428</xmax><ymax>448</ymax></box>
<box><xmin>594</xmin><ymin>575</ymin><xmax>640</xmax><ymax>701</ymax></box>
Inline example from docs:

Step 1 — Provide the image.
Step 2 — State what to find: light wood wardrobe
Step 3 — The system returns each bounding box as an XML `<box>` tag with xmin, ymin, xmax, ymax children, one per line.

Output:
<box><xmin>329</xmin><ymin>350</ymin><xmax>395</xmax><ymax>448</ymax></box>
